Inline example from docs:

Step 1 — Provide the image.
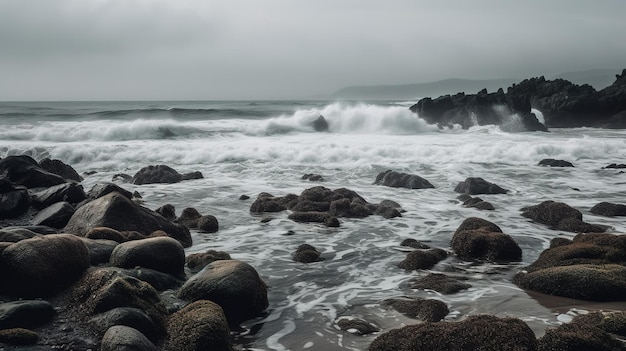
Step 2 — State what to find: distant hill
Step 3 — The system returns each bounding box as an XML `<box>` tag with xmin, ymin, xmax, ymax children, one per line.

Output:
<box><xmin>551</xmin><ymin>69</ymin><xmax>621</xmax><ymax>90</ymax></box>
<box><xmin>331</xmin><ymin>78</ymin><xmax>518</xmax><ymax>100</ymax></box>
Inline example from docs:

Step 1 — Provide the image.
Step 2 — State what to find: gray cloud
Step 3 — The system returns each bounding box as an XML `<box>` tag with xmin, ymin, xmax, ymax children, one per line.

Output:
<box><xmin>1</xmin><ymin>0</ymin><xmax>625</xmax><ymax>100</ymax></box>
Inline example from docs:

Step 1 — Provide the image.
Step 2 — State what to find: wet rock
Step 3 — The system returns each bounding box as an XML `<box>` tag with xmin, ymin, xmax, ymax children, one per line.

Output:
<box><xmin>112</xmin><ymin>173</ymin><xmax>132</xmax><ymax>182</ymax></box>
<box><xmin>409</xmin><ymin>273</ymin><xmax>471</xmax><ymax>294</ymax></box>
<box><xmin>176</xmin><ymin>207</ymin><xmax>202</xmax><ymax>229</ymax></box>
<box><xmin>302</xmin><ymin>173</ymin><xmax>325</xmax><ymax>182</ymax></box>
<box><xmin>293</xmin><ymin>243</ymin><xmax>323</xmax><ymax>263</ymax></box>
<box><xmin>374</xmin><ymin>170</ymin><xmax>434</xmax><ymax>189</ymax></box>
<box><xmin>369</xmin><ymin>314</ymin><xmax>537</xmax><ymax>351</ymax></box>
<box><xmin>335</xmin><ymin>317</ymin><xmax>379</xmax><ymax>335</ymax></box>
<box><xmin>288</xmin><ymin>211</ymin><xmax>340</xmax><ymax>227</ymax></box>
<box><xmin>110</xmin><ymin>237</ymin><xmax>186</xmax><ymax>277</ymax></box>
<box><xmin>238</xmin><ymin>195</ymin><xmax>250</xmax><ymax>200</ymax></box>
<box><xmin>329</xmin><ymin>198</ymin><xmax>372</xmax><ymax>218</ymax></box>
<box><xmin>514</xmin><ymin>233</ymin><xmax>626</xmax><ymax>300</ymax></box>
<box><xmin>521</xmin><ymin>200</ymin><xmax>603</xmax><ymax>232</ymax></box>
<box><xmin>31</xmin><ymin>201</ymin><xmax>75</xmax><ymax>228</ymax></box>
<box><xmin>186</xmin><ymin>250</ymin><xmax>232</xmax><ymax>273</ymax></box>
<box><xmin>86</xmin><ymin>226</ymin><xmax>127</xmax><ymax>243</ymax></box>
<box><xmin>90</xmin><ymin>307</ymin><xmax>160</xmax><ymax>344</ymax></box>
<box><xmin>64</xmin><ymin>192</ymin><xmax>192</xmax><ymax>248</ymax></box>
<box><xmin>538</xmin><ymin>158</ymin><xmax>575</xmax><ymax>167</ymax></box>
<box><xmin>537</xmin><ymin>322</ymin><xmax>625</xmax><ymax>351</ymax></box>
<box><xmin>0</xmin><ymin>181</ymin><xmax>30</xmax><ymax>219</ymax></box>
<box><xmin>31</xmin><ymin>182</ymin><xmax>86</xmax><ymax>209</ymax></box>
<box><xmin>178</xmin><ymin>259</ymin><xmax>269</xmax><ymax>325</ymax></box>
<box><xmin>0</xmin><ymin>155</ymin><xmax>66</xmax><ymax>188</ymax></box>
<box><xmin>400</xmin><ymin>238</ymin><xmax>430</xmax><ymax>249</ymax></box>
<box><xmin>39</xmin><ymin>158</ymin><xmax>82</xmax><ymax>182</ymax></box>
<box><xmin>87</xmin><ymin>183</ymin><xmax>133</xmax><ymax>200</ymax></box>
<box><xmin>110</xmin><ymin>267</ymin><xmax>184</xmax><ymax>291</ymax></box>
<box><xmin>0</xmin><ymin>300</ymin><xmax>55</xmax><ymax>329</ymax></box>
<box><xmin>250</xmin><ymin>193</ymin><xmax>292</xmax><ymax>213</ymax></box>
<box><xmin>312</xmin><ymin>115</ymin><xmax>329</xmax><ymax>132</ymax></box>
<box><xmin>591</xmin><ymin>202</ymin><xmax>626</xmax><ymax>217</ymax></box>
<box><xmin>374</xmin><ymin>205</ymin><xmax>403</xmax><ymax>219</ymax></box>
<box><xmin>100</xmin><ymin>325</ymin><xmax>159</xmax><ymax>351</ymax></box>
<box><xmin>385</xmin><ymin>298</ymin><xmax>449</xmax><ymax>322</ymax></box>
<box><xmin>0</xmin><ymin>328</ymin><xmax>39</xmax><ymax>346</ymax></box>
<box><xmin>0</xmin><ymin>227</ymin><xmax>40</xmax><ymax>242</ymax></box>
<box><xmin>197</xmin><ymin>215</ymin><xmax>219</xmax><ymax>233</ymax></box>
<box><xmin>156</xmin><ymin>204</ymin><xmax>176</xmax><ymax>221</ymax></box>
<box><xmin>454</xmin><ymin>177</ymin><xmax>508</xmax><ymax>195</ymax></box>
<box><xmin>0</xmin><ymin>234</ymin><xmax>90</xmax><ymax>297</ymax></box>
<box><xmin>397</xmin><ymin>248</ymin><xmax>448</xmax><ymax>270</ymax></box>
<box><xmin>181</xmin><ymin>171</ymin><xmax>203</xmax><ymax>181</ymax></box>
<box><xmin>132</xmin><ymin>165</ymin><xmax>183</xmax><ymax>185</ymax></box>
<box><xmin>451</xmin><ymin>217</ymin><xmax>522</xmax><ymax>262</ymax></box>
<box><xmin>571</xmin><ymin>311</ymin><xmax>626</xmax><ymax>337</ymax></box>
<box><xmin>605</xmin><ymin>163</ymin><xmax>626</xmax><ymax>169</ymax></box>
<box><xmin>77</xmin><ymin>237</ymin><xmax>119</xmax><ymax>265</ymax></box>
<box><xmin>459</xmin><ymin>195</ymin><xmax>495</xmax><ymax>210</ymax></box>
<box><xmin>164</xmin><ymin>300</ymin><xmax>232</xmax><ymax>351</ymax></box>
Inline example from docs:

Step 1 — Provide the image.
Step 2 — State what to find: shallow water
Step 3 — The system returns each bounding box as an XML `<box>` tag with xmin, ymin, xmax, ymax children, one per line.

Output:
<box><xmin>1</xmin><ymin>100</ymin><xmax>625</xmax><ymax>350</ymax></box>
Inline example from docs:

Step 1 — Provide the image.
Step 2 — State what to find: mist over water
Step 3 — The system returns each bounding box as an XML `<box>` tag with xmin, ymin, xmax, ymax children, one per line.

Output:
<box><xmin>2</xmin><ymin>100</ymin><xmax>625</xmax><ymax>350</ymax></box>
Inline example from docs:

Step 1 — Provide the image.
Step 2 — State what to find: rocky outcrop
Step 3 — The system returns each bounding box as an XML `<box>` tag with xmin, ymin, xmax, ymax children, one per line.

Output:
<box><xmin>411</xmin><ymin>69</ymin><xmax>626</xmax><ymax>129</ymax></box>
<box><xmin>374</xmin><ymin>170</ymin><xmax>434</xmax><ymax>189</ymax></box>
<box><xmin>538</xmin><ymin>158</ymin><xmax>574</xmax><ymax>167</ymax></box>
<box><xmin>397</xmin><ymin>248</ymin><xmax>448</xmax><ymax>270</ymax></box>
<box><xmin>100</xmin><ymin>325</ymin><xmax>159</xmax><ymax>351</ymax></box>
<box><xmin>521</xmin><ymin>200</ymin><xmax>607</xmax><ymax>233</ymax></box>
<box><xmin>0</xmin><ymin>178</ymin><xmax>30</xmax><ymax>219</ymax></box>
<box><xmin>311</xmin><ymin>115</ymin><xmax>329</xmax><ymax>132</ymax></box>
<box><xmin>454</xmin><ymin>177</ymin><xmax>508</xmax><ymax>195</ymax></box>
<box><xmin>293</xmin><ymin>243</ymin><xmax>323</xmax><ymax>263</ymax></box>
<box><xmin>384</xmin><ymin>298</ymin><xmax>449</xmax><ymax>322</ymax></box>
<box><xmin>132</xmin><ymin>165</ymin><xmax>203</xmax><ymax>185</ymax></box>
<box><xmin>186</xmin><ymin>250</ymin><xmax>231</xmax><ymax>273</ymax></box>
<box><xmin>591</xmin><ymin>202</ymin><xmax>626</xmax><ymax>217</ymax></box>
<box><xmin>451</xmin><ymin>217</ymin><xmax>522</xmax><ymax>262</ymax></box>
<box><xmin>164</xmin><ymin>300</ymin><xmax>233</xmax><ymax>351</ymax></box>
<box><xmin>64</xmin><ymin>192</ymin><xmax>192</xmax><ymax>248</ymax></box>
<box><xmin>369</xmin><ymin>314</ymin><xmax>537</xmax><ymax>351</ymax></box>
<box><xmin>514</xmin><ymin>233</ymin><xmax>626</xmax><ymax>301</ymax></box>
<box><xmin>38</xmin><ymin>158</ymin><xmax>82</xmax><ymax>182</ymax></box>
<box><xmin>109</xmin><ymin>237</ymin><xmax>186</xmax><ymax>277</ymax></box>
<box><xmin>0</xmin><ymin>155</ymin><xmax>66</xmax><ymax>188</ymax></box>
<box><xmin>409</xmin><ymin>273</ymin><xmax>471</xmax><ymax>294</ymax></box>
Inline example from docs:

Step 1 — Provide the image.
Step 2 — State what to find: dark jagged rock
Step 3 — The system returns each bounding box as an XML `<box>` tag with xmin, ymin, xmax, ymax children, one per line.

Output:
<box><xmin>521</xmin><ymin>200</ymin><xmax>605</xmax><ymax>232</ymax></box>
<box><xmin>0</xmin><ymin>183</ymin><xmax>30</xmax><ymax>219</ymax></box>
<box><xmin>374</xmin><ymin>170</ymin><xmax>434</xmax><ymax>189</ymax></box>
<box><xmin>87</xmin><ymin>182</ymin><xmax>133</xmax><ymax>201</ymax></box>
<box><xmin>186</xmin><ymin>250</ymin><xmax>231</xmax><ymax>273</ymax></box>
<box><xmin>514</xmin><ymin>233</ymin><xmax>626</xmax><ymax>301</ymax></box>
<box><xmin>176</xmin><ymin>207</ymin><xmax>202</xmax><ymax>229</ymax></box>
<box><xmin>591</xmin><ymin>202</ymin><xmax>626</xmax><ymax>217</ymax></box>
<box><xmin>64</xmin><ymin>192</ymin><xmax>192</xmax><ymax>248</ymax></box>
<box><xmin>181</xmin><ymin>171</ymin><xmax>203</xmax><ymax>181</ymax></box>
<box><xmin>400</xmin><ymin>238</ymin><xmax>430</xmax><ymax>249</ymax></box>
<box><xmin>238</xmin><ymin>195</ymin><xmax>250</xmax><ymax>200</ymax></box>
<box><xmin>132</xmin><ymin>165</ymin><xmax>182</xmax><ymax>185</ymax></box>
<box><xmin>302</xmin><ymin>173</ymin><xmax>325</xmax><ymax>182</ymax></box>
<box><xmin>397</xmin><ymin>248</ymin><xmax>448</xmax><ymax>270</ymax></box>
<box><xmin>38</xmin><ymin>158</ymin><xmax>82</xmax><ymax>182</ymax></box>
<box><xmin>605</xmin><ymin>163</ymin><xmax>626</xmax><ymax>169</ymax></box>
<box><xmin>293</xmin><ymin>243</ymin><xmax>323</xmax><ymax>263</ymax></box>
<box><xmin>451</xmin><ymin>217</ymin><xmax>522</xmax><ymax>262</ymax></box>
<box><xmin>385</xmin><ymin>298</ymin><xmax>449</xmax><ymax>322</ymax></box>
<box><xmin>0</xmin><ymin>300</ymin><xmax>56</xmax><ymax>329</ymax></box>
<box><xmin>538</xmin><ymin>158</ymin><xmax>575</xmax><ymax>167</ymax></box>
<box><xmin>31</xmin><ymin>182</ymin><xmax>86</xmax><ymax>209</ymax></box>
<box><xmin>409</xmin><ymin>273</ymin><xmax>472</xmax><ymax>294</ymax></box>
<box><xmin>178</xmin><ymin>260</ymin><xmax>269</xmax><ymax>325</ymax></box>
<box><xmin>288</xmin><ymin>211</ymin><xmax>340</xmax><ymax>227</ymax></box>
<box><xmin>164</xmin><ymin>300</ymin><xmax>233</xmax><ymax>351</ymax></box>
<box><xmin>0</xmin><ymin>155</ymin><xmax>66</xmax><ymax>188</ymax></box>
<box><xmin>336</xmin><ymin>317</ymin><xmax>379</xmax><ymax>335</ymax></box>
<box><xmin>369</xmin><ymin>314</ymin><xmax>537</xmax><ymax>351</ymax></box>
<box><xmin>90</xmin><ymin>307</ymin><xmax>160</xmax><ymax>344</ymax></box>
<box><xmin>454</xmin><ymin>177</ymin><xmax>508</xmax><ymax>195</ymax></box>
<box><xmin>459</xmin><ymin>195</ymin><xmax>495</xmax><ymax>211</ymax></box>
<box><xmin>312</xmin><ymin>115</ymin><xmax>329</xmax><ymax>132</ymax></box>
<box><xmin>156</xmin><ymin>204</ymin><xmax>176</xmax><ymax>221</ymax></box>
<box><xmin>197</xmin><ymin>215</ymin><xmax>219</xmax><ymax>233</ymax></box>
<box><xmin>31</xmin><ymin>201</ymin><xmax>75</xmax><ymax>228</ymax></box>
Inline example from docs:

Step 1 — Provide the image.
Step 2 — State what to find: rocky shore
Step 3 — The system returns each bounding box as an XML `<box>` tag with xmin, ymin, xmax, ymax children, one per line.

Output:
<box><xmin>2</xmin><ymin>156</ymin><xmax>626</xmax><ymax>350</ymax></box>
<box><xmin>411</xmin><ymin>69</ymin><xmax>626</xmax><ymax>130</ymax></box>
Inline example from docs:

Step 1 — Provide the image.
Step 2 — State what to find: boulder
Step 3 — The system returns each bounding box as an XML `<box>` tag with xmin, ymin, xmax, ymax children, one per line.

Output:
<box><xmin>87</xmin><ymin>183</ymin><xmax>133</xmax><ymax>200</ymax></box>
<box><xmin>132</xmin><ymin>165</ymin><xmax>183</xmax><ymax>185</ymax></box>
<box><xmin>570</xmin><ymin>311</ymin><xmax>626</xmax><ymax>338</ymax></box>
<box><xmin>521</xmin><ymin>200</ymin><xmax>603</xmax><ymax>232</ymax></box>
<box><xmin>385</xmin><ymin>298</ymin><xmax>449</xmax><ymax>322</ymax></box>
<box><xmin>164</xmin><ymin>300</ymin><xmax>233</xmax><ymax>351</ymax></box>
<box><xmin>30</xmin><ymin>182</ymin><xmax>86</xmax><ymax>209</ymax></box>
<box><xmin>197</xmin><ymin>215</ymin><xmax>219</xmax><ymax>233</ymax></box>
<box><xmin>0</xmin><ymin>155</ymin><xmax>66</xmax><ymax>188</ymax></box>
<box><xmin>156</xmin><ymin>204</ymin><xmax>176</xmax><ymax>221</ymax></box>
<box><xmin>186</xmin><ymin>250</ymin><xmax>232</xmax><ymax>273</ymax></box>
<box><xmin>0</xmin><ymin>234</ymin><xmax>90</xmax><ymax>297</ymax></box>
<box><xmin>178</xmin><ymin>260</ymin><xmax>269</xmax><ymax>325</ymax></box>
<box><xmin>288</xmin><ymin>211</ymin><xmax>340</xmax><ymax>227</ymax></box>
<box><xmin>64</xmin><ymin>192</ymin><xmax>192</xmax><ymax>248</ymax></box>
<box><xmin>31</xmin><ymin>201</ymin><xmax>75</xmax><ymax>228</ymax></box>
<box><xmin>312</xmin><ymin>115</ymin><xmax>329</xmax><ymax>132</ymax></box>
<box><xmin>514</xmin><ymin>233</ymin><xmax>626</xmax><ymax>301</ymax></box>
<box><xmin>0</xmin><ymin>227</ymin><xmax>41</xmax><ymax>243</ymax></box>
<box><xmin>293</xmin><ymin>243</ymin><xmax>323</xmax><ymax>263</ymax></box>
<box><xmin>409</xmin><ymin>273</ymin><xmax>471</xmax><ymax>294</ymax></box>
<box><xmin>335</xmin><ymin>317</ymin><xmax>379</xmax><ymax>335</ymax></box>
<box><xmin>397</xmin><ymin>248</ymin><xmax>448</xmax><ymax>270</ymax></box>
<box><xmin>38</xmin><ymin>158</ymin><xmax>82</xmax><ymax>182</ymax></box>
<box><xmin>591</xmin><ymin>202</ymin><xmax>626</xmax><ymax>217</ymax></box>
<box><xmin>301</xmin><ymin>173</ymin><xmax>325</xmax><ymax>182</ymax></box>
<box><xmin>181</xmin><ymin>171</ymin><xmax>203</xmax><ymax>181</ymax></box>
<box><xmin>110</xmin><ymin>237</ymin><xmax>186</xmax><ymax>277</ymax></box>
<box><xmin>454</xmin><ymin>177</ymin><xmax>508</xmax><ymax>195</ymax></box>
<box><xmin>100</xmin><ymin>325</ymin><xmax>159</xmax><ymax>351</ymax></box>
<box><xmin>0</xmin><ymin>300</ymin><xmax>55</xmax><ymax>329</ymax></box>
<box><xmin>77</xmin><ymin>237</ymin><xmax>119</xmax><ymax>265</ymax></box>
<box><xmin>250</xmin><ymin>192</ymin><xmax>295</xmax><ymax>213</ymax></box>
<box><xmin>537</xmin><ymin>322</ymin><xmax>625</xmax><ymax>351</ymax></box>
<box><xmin>85</xmin><ymin>227</ymin><xmax>127</xmax><ymax>243</ymax></box>
<box><xmin>90</xmin><ymin>307</ymin><xmax>160</xmax><ymax>344</ymax></box>
<box><xmin>451</xmin><ymin>217</ymin><xmax>522</xmax><ymax>262</ymax></box>
<box><xmin>176</xmin><ymin>207</ymin><xmax>202</xmax><ymax>229</ymax></box>
<box><xmin>369</xmin><ymin>314</ymin><xmax>537</xmax><ymax>351</ymax></box>
<box><xmin>0</xmin><ymin>328</ymin><xmax>39</xmax><ymax>346</ymax></box>
<box><xmin>538</xmin><ymin>158</ymin><xmax>575</xmax><ymax>167</ymax></box>
<box><xmin>459</xmin><ymin>195</ymin><xmax>495</xmax><ymax>211</ymax></box>
<box><xmin>374</xmin><ymin>170</ymin><xmax>434</xmax><ymax>189</ymax></box>
<box><xmin>399</xmin><ymin>238</ymin><xmax>430</xmax><ymax>249</ymax></box>
<box><xmin>110</xmin><ymin>267</ymin><xmax>185</xmax><ymax>291</ymax></box>
<box><xmin>0</xmin><ymin>186</ymin><xmax>30</xmax><ymax>219</ymax></box>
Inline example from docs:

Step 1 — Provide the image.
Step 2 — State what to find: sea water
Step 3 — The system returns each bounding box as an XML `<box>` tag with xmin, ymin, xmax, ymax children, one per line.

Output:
<box><xmin>1</xmin><ymin>100</ymin><xmax>625</xmax><ymax>350</ymax></box>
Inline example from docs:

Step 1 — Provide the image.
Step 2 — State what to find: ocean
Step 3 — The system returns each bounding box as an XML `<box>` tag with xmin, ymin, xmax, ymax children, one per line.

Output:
<box><xmin>1</xmin><ymin>100</ymin><xmax>626</xmax><ymax>350</ymax></box>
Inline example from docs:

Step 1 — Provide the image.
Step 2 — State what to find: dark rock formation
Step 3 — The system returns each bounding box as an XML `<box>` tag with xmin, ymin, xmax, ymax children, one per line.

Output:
<box><xmin>0</xmin><ymin>180</ymin><xmax>30</xmax><ymax>219</ymax></box>
<box><xmin>410</xmin><ymin>69</ymin><xmax>626</xmax><ymax>129</ymax></box>
<box><xmin>409</xmin><ymin>273</ymin><xmax>471</xmax><ymax>294</ymax></box>
<box><xmin>385</xmin><ymin>298</ymin><xmax>449</xmax><ymax>322</ymax></box>
<box><xmin>591</xmin><ymin>202</ymin><xmax>626</xmax><ymax>217</ymax></box>
<box><xmin>131</xmin><ymin>165</ymin><xmax>203</xmax><ymax>185</ymax></box>
<box><xmin>64</xmin><ymin>192</ymin><xmax>192</xmax><ymax>248</ymax></box>
<box><xmin>0</xmin><ymin>155</ymin><xmax>66</xmax><ymax>188</ymax></box>
<box><xmin>78</xmin><ymin>237</ymin><xmax>119</xmax><ymax>265</ymax></box>
<box><xmin>0</xmin><ymin>328</ymin><xmax>39</xmax><ymax>346</ymax></box>
<box><xmin>537</xmin><ymin>322</ymin><xmax>626</xmax><ymax>351</ymax></box>
<box><xmin>176</xmin><ymin>207</ymin><xmax>202</xmax><ymax>229</ymax></box>
<box><xmin>538</xmin><ymin>158</ymin><xmax>575</xmax><ymax>167</ymax></box>
<box><xmin>302</xmin><ymin>173</ymin><xmax>325</xmax><ymax>182</ymax></box>
<box><xmin>0</xmin><ymin>300</ymin><xmax>55</xmax><ymax>329</ymax></box>
<box><xmin>397</xmin><ymin>248</ymin><xmax>448</xmax><ymax>270</ymax></box>
<box><xmin>109</xmin><ymin>237</ymin><xmax>186</xmax><ymax>277</ymax></box>
<box><xmin>374</xmin><ymin>170</ymin><xmax>434</xmax><ymax>189</ymax></box>
<box><xmin>89</xmin><ymin>307</ymin><xmax>160</xmax><ymax>344</ymax></box>
<box><xmin>454</xmin><ymin>177</ymin><xmax>508</xmax><ymax>195</ymax></box>
<box><xmin>569</xmin><ymin>311</ymin><xmax>626</xmax><ymax>338</ymax></box>
<box><xmin>288</xmin><ymin>211</ymin><xmax>340</xmax><ymax>227</ymax></box>
<box><xmin>293</xmin><ymin>243</ymin><xmax>323</xmax><ymax>263</ymax></box>
<box><xmin>457</xmin><ymin>194</ymin><xmax>495</xmax><ymax>211</ymax></box>
<box><xmin>156</xmin><ymin>204</ymin><xmax>176</xmax><ymax>221</ymax></box>
<box><xmin>521</xmin><ymin>200</ymin><xmax>607</xmax><ymax>232</ymax></box>
<box><xmin>605</xmin><ymin>163</ymin><xmax>626</xmax><ymax>169</ymax></box>
<box><xmin>30</xmin><ymin>182</ymin><xmax>86</xmax><ymax>209</ymax></box>
<box><xmin>369</xmin><ymin>314</ymin><xmax>537</xmax><ymax>351</ymax></box>
<box><xmin>31</xmin><ymin>201</ymin><xmax>75</xmax><ymax>228</ymax></box>
<box><xmin>197</xmin><ymin>215</ymin><xmax>219</xmax><ymax>233</ymax></box>
<box><xmin>100</xmin><ymin>325</ymin><xmax>159</xmax><ymax>351</ymax></box>
<box><xmin>312</xmin><ymin>115</ymin><xmax>329</xmax><ymax>132</ymax></box>
<box><xmin>87</xmin><ymin>183</ymin><xmax>133</xmax><ymax>201</ymax></box>
<box><xmin>400</xmin><ymin>238</ymin><xmax>430</xmax><ymax>249</ymax></box>
<box><xmin>38</xmin><ymin>158</ymin><xmax>82</xmax><ymax>182</ymax></box>
<box><xmin>514</xmin><ymin>233</ymin><xmax>626</xmax><ymax>301</ymax></box>
<box><xmin>186</xmin><ymin>250</ymin><xmax>231</xmax><ymax>273</ymax></box>
<box><xmin>164</xmin><ymin>300</ymin><xmax>233</xmax><ymax>351</ymax></box>
<box><xmin>178</xmin><ymin>259</ymin><xmax>268</xmax><ymax>325</ymax></box>
<box><xmin>335</xmin><ymin>317</ymin><xmax>379</xmax><ymax>335</ymax></box>
<box><xmin>451</xmin><ymin>217</ymin><xmax>522</xmax><ymax>262</ymax></box>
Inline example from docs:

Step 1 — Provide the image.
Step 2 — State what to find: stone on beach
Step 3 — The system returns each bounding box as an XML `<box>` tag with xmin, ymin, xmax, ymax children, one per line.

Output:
<box><xmin>374</xmin><ymin>170</ymin><xmax>434</xmax><ymax>189</ymax></box>
<box><xmin>590</xmin><ymin>202</ymin><xmax>626</xmax><ymax>217</ymax></box>
<box><xmin>293</xmin><ymin>243</ymin><xmax>324</xmax><ymax>263</ymax></box>
<box><xmin>384</xmin><ymin>298</ymin><xmax>449</xmax><ymax>322</ymax></box>
<box><xmin>100</xmin><ymin>325</ymin><xmax>159</xmax><ymax>351</ymax></box>
<box><xmin>31</xmin><ymin>201</ymin><xmax>75</xmax><ymax>228</ymax></box>
<box><xmin>538</xmin><ymin>158</ymin><xmax>575</xmax><ymax>167</ymax></box>
<box><xmin>409</xmin><ymin>273</ymin><xmax>472</xmax><ymax>294</ymax></box>
<box><xmin>397</xmin><ymin>248</ymin><xmax>448</xmax><ymax>270</ymax></box>
<box><xmin>89</xmin><ymin>307</ymin><xmax>160</xmax><ymax>344</ymax></box>
<box><xmin>521</xmin><ymin>200</ymin><xmax>607</xmax><ymax>232</ymax></box>
<box><xmin>454</xmin><ymin>177</ymin><xmax>508</xmax><ymax>195</ymax></box>
<box><xmin>164</xmin><ymin>300</ymin><xmax>233</xmax><ymax>351</ymax></box>
<box><xmin>38</xmin><ymin>157</ymin><xmax>83</xmax><ymax>182</ymax></box>
<box><xmin>132</xmin><ymin>164</ymin><xmax>203</xmax><ymax>185</ymax></box>
<box><xmin>0</xmin><ymin>155</ymin><xmax>66</xmax><ymax>188</ymax></box>
<box><xmin>30</xmin><ymin>182</ymin><xmax>86</xmax><ymax>209</ymax></box>
<box><xmin>109</xmin><ymin>237</ymin><xmax>186</xmax><ymax>277</ymax></box>
<box><xmin>451</xmin><ymin>217</ymin><xmax>522</xmax><ymax>262</ymax></box>
<box><xmin>186</xmin><ymin>250</ymin><xmax>232</xmax><ymax>273</ymax></box>
<box><xmin>0</xmin><ymin>300</ymin><xmax>55</xmax><ymax>329</ymax></box>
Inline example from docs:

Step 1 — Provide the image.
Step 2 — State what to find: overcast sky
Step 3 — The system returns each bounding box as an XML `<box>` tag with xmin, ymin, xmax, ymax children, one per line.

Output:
<box><xmin>1</xmin><ymin>0</ymin><xmax>625</xmax><ymax>100</ymax></box>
